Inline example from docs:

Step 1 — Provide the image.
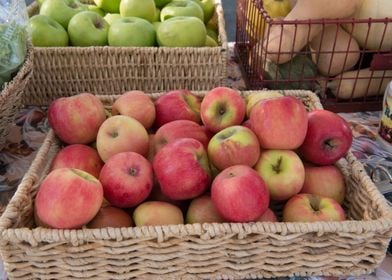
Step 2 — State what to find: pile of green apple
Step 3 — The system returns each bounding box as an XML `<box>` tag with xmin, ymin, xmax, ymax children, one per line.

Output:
<box><xmin>29</xmin><ymin>0</ymin><xmax>219</xmax><ymax>48</ymax></box>
<box><xmin>34</xmin><ymin>87</ymin><xmax>353</xmax><ymax>230</ymax></box>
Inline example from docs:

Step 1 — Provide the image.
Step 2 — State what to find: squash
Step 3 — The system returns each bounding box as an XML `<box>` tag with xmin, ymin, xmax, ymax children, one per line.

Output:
<box><xmin>343</xmin><ymin>0</ymin><xmax>392</xmax><ymax>51</ymax></box>
<box><xmin>327</xmin><ymin>68</ymin><xmax>392</xmax><ymax>99</ymax></box>
<box><xmin>246</xmin><ymin>0</ymin><xmax>292</xmax><ymax>42</ymax></box>
<box><xmin>265</xmin><ymin>0</ymin><xmax>362</xmax><ymax>64</ymax></box>
<box><xmin>310</xmin><ymin>25</ymin><xmax>360</xmax><ymax>77</ymax></box>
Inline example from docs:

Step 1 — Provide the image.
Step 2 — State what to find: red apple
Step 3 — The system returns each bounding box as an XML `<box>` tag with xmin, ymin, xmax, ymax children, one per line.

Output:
<box><xmin>48</xmin><ymin>93</ymin><xmax>106</xmax><ymax>144</ymax></box>
<box><xmin>211</xmin><ymin>165</ymin><xmax>270</xmax><ymax>222</ymax></box>
<box><xmin>186</xmin><ymin>194</ymin><xmax>225</xmax><ymax>224</ymax></box>
<box><xmin>87</xmin><ymin>206</ymin><xmax>133</xmax><ymax>228</ymax></box>
<box><xmin>249</xmin><ymin>96</ymin><xmax>308</xmax><ymax>149</ymax></box>
<box><xmin>298</xmin><ymin>109</ymin><xmax>353</xmax><ymax>165</ymax></box>
<box><xmin>133</xmin><ymin>201</ymin><xmax>184</xmax><ymax>226</ymax></box>
<box><xmin>154</xmin><ymin>120</ymin><xmax>210</xmax><ymax>152</ymax></box>
<box><xmin>283</xmin><ymin>193</ymin><xmax>346</xmax><ymax>222</ymax></box>
<box><xmin>50</xmin><ymin>144</ymin><xmax>104</xmax><ymax>178</ymax></box>
<box><xmin>147</xmin><ymin>184</ymin><xmax>189</xmax><ymax>213</ymax></box>
<box><xmin>200</xmin><ymin>87</ymin><xmax>246</xmax><ymax>133</ymax></box>
<box><xmin>208</xmin><ymin>125</ymin><xmax>260</xmax><ymax>170</ymax></box>
<box><xmin>99</xmin><ymin>152</ymin><xmax>154</xmax><ymax>208</ymax></box>
<box><xmin>254</xmin><ymin>149</ymin><xmax>305</xmax><ymax>201</ymax></box>
<box><xmin>35</xmin><ymin>168</ymin><xmax>104</xmax><ymax>229</ymax></box>
<box><xmin>153</xmin><ymin>138</ymin><xmax>211</xmax><ymax>200</ymax></box>
<box><xmin>154</xmin><ymin>89</ymin><xmax>201</xmax><ymax>127</ymax></box>
<box><xmin>96</xmin><ymin>115</ymin><xmax>149</xmax><ymax>162</ymax></box>
<box><xmin>111</xmin><ymin>90</ymin><xmax>156</xmax><ymax>129</ymax></box>
<box><xmin>301</xmin><ymin>164</ymin><xmax>346</xmax><ymax>204</ymax></box>
<box><xmin>256</xmin><ymin>208</ymin><xmax>278</xmax><ymax>222</ymax></box>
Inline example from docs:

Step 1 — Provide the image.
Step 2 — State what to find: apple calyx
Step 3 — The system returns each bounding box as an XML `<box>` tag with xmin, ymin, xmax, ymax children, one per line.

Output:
<box><xmin>109</xmin><ymin>131</ymin><xmax>118</xmax><ymax>138</ymax></box>
<box><xmin>309</xmin><ymin>195</ymin><xmax>321</xmax><ymax>212</ymax></box>
<box><xmin>216</xmin><ymin>103</ymin><xmax>227</xmax><ymax>118</ymax></box>
<box><xmin>272</xmin><ymin>156</ymin><xmax>283</xmax><ymax>174</ymax></box>
<box><xmin>127</xmin><ymin>166</ymin><xmax>139</xmax><ymax>177</ymax></box>
<box><xmin>94</xmin><ymin>19</ymin><xmax>105</xmax><ymax>29</ymax></box>
<box><xmin>323</xmin><ymin>138</ymin><xmax>339</xmax><ymax>151</ymax></box>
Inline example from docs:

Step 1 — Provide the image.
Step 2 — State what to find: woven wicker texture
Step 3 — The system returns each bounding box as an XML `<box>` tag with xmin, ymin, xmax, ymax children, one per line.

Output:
<box><xmin>0</xmin><ymin>47</ymin><xmax>33</xmax><ymax>150</ymax></box>
<box><xmin>23</xmin><ymin>0</ymin><xmax>228</xmax><ymax>106</ymax></box>
<box><xmin>1</xmin><ymin>90</ymin><xmax>391</xmax><ymax>279</ymax></box>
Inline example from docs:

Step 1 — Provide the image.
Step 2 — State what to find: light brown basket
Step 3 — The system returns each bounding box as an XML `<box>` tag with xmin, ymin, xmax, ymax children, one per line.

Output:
<box><xmin>0</xmin><ymin>47</ymin><xmax>33</xmax><ymax>150</ymax></box>
<box><xmin>0</xmin><ymin>90</ymin><xmax>391</xmax><ymax>279</ymax></box>
<box><xmin>24</xmin><ymin>0</ymin><xmax>228</xmax><ymax>106</ymax></box>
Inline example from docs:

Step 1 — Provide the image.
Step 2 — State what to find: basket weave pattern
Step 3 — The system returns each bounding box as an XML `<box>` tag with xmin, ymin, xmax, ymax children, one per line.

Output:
<box><xmin>0</xmin><ymin>48</ymin><xmax>33</xmax><ymax>150</ymax></box>
<box><xmin>24</xmin><ymin>1</ymin><xmax>228</xmax><ymax>106</ymax></box>
<box><xmin>1</xmin><ymin>91</ymin><xmax>392</xmax><ymax>279</ymax></box>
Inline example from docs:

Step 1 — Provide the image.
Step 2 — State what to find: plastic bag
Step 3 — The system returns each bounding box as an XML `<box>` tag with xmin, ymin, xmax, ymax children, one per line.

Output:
<box><xmin>0</xmin><ymin>0</ymin><xmax>29</xmax><ymax>89</ymax></box>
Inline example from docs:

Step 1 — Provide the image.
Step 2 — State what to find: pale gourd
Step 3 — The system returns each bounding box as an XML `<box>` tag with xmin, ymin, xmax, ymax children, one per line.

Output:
<box><xmin>343</xmin><ymin>0</ymin><xmax>392</xmax><ymax>51</ymax></box>
<box><xmin>328</xmin><ymin>68</ymin><xmax>392</xmax><ymax>99</ymax></box>
<box><xmin>310</xmin><ymin>25</ymin><xmax>360</xmax><ymax>77</ymax></box>
<box><xmin>265</xmin><ymin>0</ymin><xmax>362</xmax><ymax>64</ymax></box>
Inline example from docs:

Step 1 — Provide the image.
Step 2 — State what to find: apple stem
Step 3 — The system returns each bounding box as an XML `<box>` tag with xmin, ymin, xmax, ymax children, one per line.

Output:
<box><xmin>272</xmin><ymin>156</ymin><xmax>283</xmax><ymax>173</ymax></box>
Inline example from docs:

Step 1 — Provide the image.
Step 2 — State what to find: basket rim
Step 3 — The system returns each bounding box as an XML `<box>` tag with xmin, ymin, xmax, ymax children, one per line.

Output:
<box><xmin>1</xmin><ymin>90</ymin><xmax>392</xmax><ymax>246</ymax></box>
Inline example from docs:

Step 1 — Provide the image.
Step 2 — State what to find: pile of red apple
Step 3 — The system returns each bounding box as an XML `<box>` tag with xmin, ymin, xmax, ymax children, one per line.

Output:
<box><xmin>34</xmin><ymin>87</ymin><xmax>352</xmax><ymax>229</ymax></box>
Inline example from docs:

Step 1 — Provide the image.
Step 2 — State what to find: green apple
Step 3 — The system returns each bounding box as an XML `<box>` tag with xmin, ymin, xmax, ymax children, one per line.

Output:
<box><xmin>88</xmin><ymin>5</ymin><xmax>105</xmax><ymax>16</ymax></box>
<box><xmin>205</xmin><ymin>35</ymin><xmax>218</xmax><ymax>47</ymax></box>
<box><xmin>40</xmin><ymin>0</ymin><xmax>87</xmax><ymax>29</ymax></box>
<box><xmin>94</xmin><ymin>0</ymin><xmax>121</xmax><ymax>13</ymax></box>
<box><xmin>29</xmin><ymin>15</ymin><xmax>69</xmax><ymax>47</ymax></box>
<box><xmin>37</xmin><ymin>0</ymin><xmax>46</xmax><ymax>6</ymax></box>
<box><xmin>103</xmin><ymin>13</ymin><xmax>122</xmax><ymax>25</ymax></box>
<box><xmin>68</xmin><ymin>11</ymin><xmax>109</xmax><ymax>46</ymax></box>
<box><xmin>206</xmin><ymin>27</ymin><xmax>218</xmax><ymax>42</ymax></box>
<box><xmin>160</xmin><ymin>0</ymin><xmax>204</xmax><ymax>22</ymax></box>
<box><xmin>120</xmin><ymin>0</ymin><xmax>156</xmax><ymax>22</ymax></box>
<box><xmin>108</xmin><ymin>17</ymin><xmax>156</xmax><ymax>47</ymax></box>
<box><xmin>153</xmin><ymin>21</ymin><xmax>161</xmax><ymax>31</ymax></box>
<box><xmin>154</xmin><ymin>0</ymin><xmax>172</xmax><ymax>8</ymax></box>
<box><xmin>192</xmin><ymin>0</ymin><xmax>214</xmax><ymax>23</ymax></box>
<box><xmin>153</xmin><ymin>8</ymin><xmax>161</xmax><ymax>22</ymax></box>
<box><xmin>157</xmin><ymin>16</ymin><xmax>206</xmax><ymax>47</ymax></box>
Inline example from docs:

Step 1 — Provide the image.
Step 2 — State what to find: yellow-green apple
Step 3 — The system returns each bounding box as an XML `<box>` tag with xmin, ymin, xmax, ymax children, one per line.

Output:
<box><xmin>153</xmin><ymin>8</ymin><xmax>161</xmax><ymax>22</ymax></box>
<box><xmin>108</xmin><ymin>17</ymin><xmax>156</xmax><ymax>46</ymax></box>
<box><xmin>48</xmin><ymin>93</ymin><xmax>106</xmax><ymax>144</ymax></box>
<box><xmin>250</xmin><ymin>96</ymin><xmax>308</xmax><ymax>149</ymax></box>
<box><xmin>200</xmin><ymin>87</ymin><xmax>246</xmax><ymax>133</ymax></box>
<box><xmin>39</xmin><ymin>0</ymin><xmax>87</xmax><ymax>29</ymax></box>
<box><xmin>254</xmin><ymin>149</ymin><xmax>305</xmax><ymax>201</ymax></box>
<box><xmin>99</xmin><ymin>152</ymin><xmax>153</xmax><ymax>208</ymax></box>
<box><xmin>154</xmin><ymin>90</ymin><xmax>201</xmax><ymax>127</ymax></box>
<box><xmin>206</xmin><ymin>27</ymin><xmax>218</xmax><ymax>43</ymax></box>
<box><xmin>103</xmin><ymin>13</ymin><xmax>122</xmax><ymax>25</ymax></box>
<box><xmin>94</xmin><ymin>0</ymin><xmax>120</xmax><ymax>13</ymax></box>
<box><xmin>87</xmin><ymin>5</ymin><xmax>105</xmax><ymax>16</ymax></box>
<box><xmin>96</xmin><ymin>115</ymin><xmax>149</xmax><ymax>162</ymax></box>
<box><xmin>133</xmin><ymin>201</ymin><xmax>184</xmax><ymax>226</ymax></box>
<box><xmin>111</xmin><ymin>91</ymin><xmax>156</xmax><ymax>129</ymax></box>
<box><xmin>29</xmin><ymin>15</ymin><xmax>69</xmax><ymax>47</ymax></box>
<box><xmin>154</xmin><ymin>0</ymin><xmax>172</xmax><ymax>8</ymax></box>
<box><xmin>153</xmin><ymin>138</ymin><xmax>211</xmax><ymax>200</ymax></box>
<box><xmin>211</xmin><ymin>165</ymin><xmax>269</xmax><ymax>222</ymax></box>
<box><xmin>298</xmin><ymin>110</ymin><xmax>353</xmax><ymax>165</ymax></box>
<box><xmin>190</xmin><ymin>0</ymin><xmax>215</xmax><ymax>23</ymax></box>
<box><xmin>207</xmin><ymin>125</ymin><xmax>260</xmax><ymax>170</ymax></box>
<box><xmin>35</xmin><ymin>168</ymin><xmax>104</xmax><ymax>229</ymax></box>
<box><xmin>186</xmin><ymin>194</ymin><xmax>225</xmax><ymax>223</ymax></box>
<box><xmin>68</xmin><ymin>11</ymin><xmax>109</xmax><ymax>46</ymax></box>
<box><xmin>50</xmin><ymin>144</ymin><xmax>104</xmax><ymax>178</ymax></box>
<box><xmin>154</xmin><ymin>120</ymin><xmax>210</xmax><ymax>152</ymax></box>
<box><xmin>160</xmin><ymin>0</ymin><xmax>204</xmax><ymax>22</ymax></box>
<box><xmin>87</xmin><ymin>206</ymin><xmax>133</xmax><ymax>228</ymax></box>
<box><xmin>157</xmin><ymin>16</ymin><xmax>207</xmax><ymax>47</ymax></box>
<box><xmin>245</xmin><ymin>91</ymin><xmax>283</xmax><ymax>118</ymax></box>
<box><xmin>120</xmin><ymin>0</ymin><xmax>156</xmax><ymax>22</ymax></box>
<box><xmin>301</xmin><ymin>164</ymin><xmax>346</xmax><ymax>204</ymax></box>
<box><xmin>282</xmin><ymin>193</ymin><xmax>346</xmax><ymax>222</ymax></box>
<box><xmin>205</xmin><ymin>35</ymin><xmax>218</xmax><ymax>47</ymax></box>
<box><xmin>256</xmin><ymin>208</ymin><xmax>278</xmax><ymax>222</ymax></box>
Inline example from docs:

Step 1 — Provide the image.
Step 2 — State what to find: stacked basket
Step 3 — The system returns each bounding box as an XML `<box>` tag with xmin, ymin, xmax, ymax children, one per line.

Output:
<box><xmin>0</xmin><ymin>90</ymin><xmax>391</xmax><ymax>279</ymax></box>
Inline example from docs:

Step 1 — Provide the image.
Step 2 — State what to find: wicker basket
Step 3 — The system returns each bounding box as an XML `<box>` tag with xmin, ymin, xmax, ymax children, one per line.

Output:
<box><xmin>24</xmin><ymin>0</ymin><xmax>228</xmax><ymax>106</ymax></box>
<box><xmin>0</xmin><ymin>90</ymin><xmax>391</xmax><ymax>279</ymax></box>
<box><xmin>0</xmin><ymin>47</ymin><xmax>33</xmax><ymax>150</ymax></box>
